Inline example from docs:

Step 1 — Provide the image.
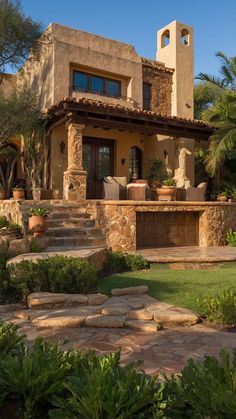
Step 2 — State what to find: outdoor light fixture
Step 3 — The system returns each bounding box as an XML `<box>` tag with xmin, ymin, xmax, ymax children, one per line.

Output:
<box><xmin>60</xmin><ymin>141</ymin><xmax>66</xmax><ymax>154</ymax></box>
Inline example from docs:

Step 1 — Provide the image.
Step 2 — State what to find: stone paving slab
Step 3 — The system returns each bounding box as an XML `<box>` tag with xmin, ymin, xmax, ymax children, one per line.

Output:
<box><xmin>135</xmin><ymin>246</ymin><xmax>236</xmax><ymax>263</ymax></box>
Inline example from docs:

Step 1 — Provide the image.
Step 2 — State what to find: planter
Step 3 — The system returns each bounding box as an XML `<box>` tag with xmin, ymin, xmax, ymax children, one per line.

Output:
<box><xmin>32</xmin><ymin>188</ymin><xmax>42</xmax><ymax>200</ymax></box>
<box><xmin>0</xmin><ymin>189</ymin><xmax>6</xmax><ymax>200</ymax></box>
<box><xmin>217</xmin><ymin>195</ymin><xmax>228</xmax><ymax>202</ymax></box>
<box><xmin>41</xmin><ymin>189</ymin><xmax>53</xmax><ymax>200</ymax></box>
<box><xmin>12</xmin><ymin>189</ymin><xmax>25</xmax><ymax>200</ymax></box>
<box><xmin>156</xmin><ymin>187</ymin><xmax>177</xmax><ymax>201</ymax></box>
<box><xmin>29</xmin><ymin>215</ymin><xmax>48</xmax><ymax>237</ymax></box>
<box><xmin>53</xmin><ymin>189</ymin><xmax>60</xmax><ymax>199</ymax></box>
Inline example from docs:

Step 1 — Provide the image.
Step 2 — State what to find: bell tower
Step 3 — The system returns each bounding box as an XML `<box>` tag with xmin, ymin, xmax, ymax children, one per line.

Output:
<box><xmin>157</xmin><ymin>20</ymin><xmax>194</xmax><ymax>119</ymax></box>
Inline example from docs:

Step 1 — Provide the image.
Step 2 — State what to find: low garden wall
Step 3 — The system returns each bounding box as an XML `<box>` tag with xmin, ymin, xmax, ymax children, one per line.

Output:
<box><xmin>85</xmin><ymin>201</ymin><xmax>236</xmax><ymax>251</ymax></box>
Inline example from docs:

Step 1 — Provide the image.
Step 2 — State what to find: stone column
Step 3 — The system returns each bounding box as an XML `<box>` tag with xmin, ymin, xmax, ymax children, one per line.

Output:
<box><xmin>174</xmin><ymin>139</ymin><xmax>190</xmax><ymax>188</ymax></box>
<box><xmin>63</xmin><ymin>122</ymin><xmax>87</xmax><ymax>200</ymax></box>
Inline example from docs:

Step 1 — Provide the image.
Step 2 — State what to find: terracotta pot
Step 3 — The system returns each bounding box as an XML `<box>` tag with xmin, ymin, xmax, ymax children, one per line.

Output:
<box><xmin>29</xmin><ymin>215</ymin><xmax>48</xmax><ymax>237</ymax></box>
<box><xmin>12</xmin><ymin>189</ymin><xmax>25</xmax><ymax>200</ymax></box>
<box><xmin>0</xmin><ymin>189</ymin><xmax>6</xmax><ymax>200</ymax></box>
<box><xmin>156</xmin><ymin>187</ymin><xmax>177</xmax><ymax>201</ymax></box>
<box><xmin>217</xmin><ymin>195</ymin><xmax>228</xmax><ymax>202</ymax></box>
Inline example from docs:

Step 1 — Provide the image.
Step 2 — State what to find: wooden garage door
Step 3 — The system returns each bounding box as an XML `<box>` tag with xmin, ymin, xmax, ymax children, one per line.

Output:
<box><xmin>136</xmin><ymin>212</ymin><xmax>199</xmax><ymax>249</ymax></box>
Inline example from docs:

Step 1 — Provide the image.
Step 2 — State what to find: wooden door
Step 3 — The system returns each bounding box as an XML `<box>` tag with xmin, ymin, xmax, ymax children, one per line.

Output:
<box><xmin>83</xmin><ymin>137</ymin><xmax>114</xmax><ymax>199</ymax></box>
<box><xmin>136</xmin><ymin>212</ymin><xmax>199</xmax><ymax>249</ymax></box>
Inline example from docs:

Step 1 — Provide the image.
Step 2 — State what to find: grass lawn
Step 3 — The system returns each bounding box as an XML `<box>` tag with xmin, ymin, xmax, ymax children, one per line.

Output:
<box><xmin>98</xmin><ymin>262</ymin><xmax>236</xmax><ymax>313</ymax></box>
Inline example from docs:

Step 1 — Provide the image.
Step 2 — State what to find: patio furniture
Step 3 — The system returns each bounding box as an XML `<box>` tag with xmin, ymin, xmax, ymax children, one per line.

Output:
<box><xmin>103</xmin><ymin>176</ymin><xmax>127</xmax><ymax>200</ymax></box>
<box><xmin>127</xmin><ymin>180</ymin><xmax>148</xmax><ymax>201</ymax></box>
<box><xmin>186</xmin><ymin>182</ymin><xmax>207</xmax><ymax>202</ymax></box>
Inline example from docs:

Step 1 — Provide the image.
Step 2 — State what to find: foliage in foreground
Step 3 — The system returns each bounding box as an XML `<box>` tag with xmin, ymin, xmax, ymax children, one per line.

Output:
<box><xmin>102</xmin><ymin>251</ymin><xmax>150</xmax><ymax>276</ymax></box>
<box><xmin>7</xmin><ymin>255</ymin><xmax>97</xmax><ymax>303</ymax></box>
<box><xmin>0</xmin><ymin>321</ymin><xmax>236</xmax><ymax>418</ymax></box>
<box><xmin>226</xmin><ymin>229</ymin><xmax>236</xmax><ymax>247</ymax></box>
<box><xmin>198</xmin><ymin>290</ymin><xmax>236</xmax><ymax>325</ymax></box>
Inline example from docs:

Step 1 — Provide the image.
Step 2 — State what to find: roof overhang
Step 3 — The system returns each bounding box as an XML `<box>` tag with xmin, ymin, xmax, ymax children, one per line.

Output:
<box><xmin>46</xmin><ymin>98</ymin><xmax>214</xmax><ymax>141</ymax></box>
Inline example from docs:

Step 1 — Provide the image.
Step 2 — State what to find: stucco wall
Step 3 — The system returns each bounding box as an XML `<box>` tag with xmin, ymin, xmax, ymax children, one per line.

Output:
<box><xmin>0</xmin><ymin>74</ymin><xmax>17</xmax><ymax>98</ymax></box>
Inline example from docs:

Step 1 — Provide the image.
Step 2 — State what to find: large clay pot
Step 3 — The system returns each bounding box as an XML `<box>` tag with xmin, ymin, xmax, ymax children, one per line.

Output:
<box><xmin>12</xmin><ymin>189</ymin><xmax>25</xmax><ymax>200</ymax></box>
<box><xmin>156</xmin><ymin>187</ymin><xmax>177</xmax><ymax>201</ymax></box>
<box><xmin>29</xmin><ymin>215</ymin><xmax>48</xmax><ymax>237</ymax></box>
<box><xmin>0</xmin><ymin>190</ymin><xmax>6</xmax><ymax>200</ymax></box>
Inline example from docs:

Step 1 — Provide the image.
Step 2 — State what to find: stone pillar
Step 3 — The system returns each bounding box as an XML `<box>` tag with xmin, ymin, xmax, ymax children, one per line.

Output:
<box><xmin>63</xmin><ymin>122</ymin><xmax>87</xmax><ymax>200</ymax></box>
<box><xmin>174</xmin><ymin>139</ymin><xmax>190</xmax><ymax>188</ymax></box>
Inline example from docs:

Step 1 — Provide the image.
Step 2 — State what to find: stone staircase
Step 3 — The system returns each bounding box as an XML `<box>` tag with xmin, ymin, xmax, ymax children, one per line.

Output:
<box><xmin>26</xmin><ymin>203</ymin><xmax>106</xmax><ymax>252</ymax></box>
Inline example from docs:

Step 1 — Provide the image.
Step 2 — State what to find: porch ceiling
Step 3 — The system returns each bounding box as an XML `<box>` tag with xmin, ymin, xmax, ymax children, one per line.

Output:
<box><xmin>46</xmin><ymin>97</ymin><xmax>213</xmax><ymax>140</ymax></box>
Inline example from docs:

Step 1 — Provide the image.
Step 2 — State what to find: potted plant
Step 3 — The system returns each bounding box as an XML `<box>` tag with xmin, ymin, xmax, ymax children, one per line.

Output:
<box><xmin>217</xmin><ymin>191</ymin><xmax>228</xmax><ymax>202</ymax></box>
<box><xmin>157</xmin><ymin>178</ymin><xmax>177</xmax><ymax>201</ymax></box>
<box><xmin>0</xmin><ymin>182</ymin><xmax>6</xmax><ymax>200</ymax></box>
<box><xmin>12</xmin><ymin>184</ymin><xmax>25</xmax><ymax>200</ymax></box>
<box><xmin>28</xmin><ymin>207</ymin><xmax>50</xmax><ymax>237</ymax></box>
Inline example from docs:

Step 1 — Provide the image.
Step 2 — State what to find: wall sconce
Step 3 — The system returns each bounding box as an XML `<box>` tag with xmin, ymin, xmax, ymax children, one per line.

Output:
<box><xmin>164</xmin><ymin>150</ymin><xmax>168</xmax><ymax>160</ymax></box>
<box><xmin>121</xmin><ymin>158</ymin><xmax>126</xmax><ymax>166</ymax></box>
<box><xmin>60</xmin><ymin>141</ymin><xmax>66</xmax><ymax>154</ymax></box>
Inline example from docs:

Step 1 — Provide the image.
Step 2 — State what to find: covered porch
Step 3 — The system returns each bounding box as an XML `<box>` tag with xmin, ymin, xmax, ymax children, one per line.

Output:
<box><xmin>46</xmin><ymin>97</ymin><xmax>212</xmax><ymax>200</ymax></box>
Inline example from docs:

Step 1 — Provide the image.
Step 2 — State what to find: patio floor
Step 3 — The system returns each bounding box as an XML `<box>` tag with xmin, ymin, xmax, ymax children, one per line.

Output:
<box><xmin>135</xmin><ymin>246</ymin><xmax>236</xmax><ymax>263</ymax></box>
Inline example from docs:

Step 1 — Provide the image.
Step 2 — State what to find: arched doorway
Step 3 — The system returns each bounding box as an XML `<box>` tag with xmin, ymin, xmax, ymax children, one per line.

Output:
<box><xmin>129</xmin><ymin>146</ymin><xmax>142</xmax><ymax>181</ymax></box>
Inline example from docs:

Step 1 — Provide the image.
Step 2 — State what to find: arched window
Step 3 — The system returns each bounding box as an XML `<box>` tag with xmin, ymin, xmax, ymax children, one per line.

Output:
<box><xmin>181</xmin><ymin>28</ymin><xmax>190</xmax><ymax>45</ymax></box>
<box><xmin>161</xmin><ymin>29</ymin><xmax>170</xmax><ymax>48</ymax></box>
<box><xmin>129</xmin><ymin>146</ymin><xmax>142</xmax><ymax>181</ymax></box>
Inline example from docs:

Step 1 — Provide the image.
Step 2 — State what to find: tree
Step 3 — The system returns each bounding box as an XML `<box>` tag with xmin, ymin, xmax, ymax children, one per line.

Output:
<box><xmin>204</xmin><ymin>92</ymin><xmax>236</xmax><ymax>175</ymax></box>
<box><xmin>196</xmin><ymin>51</ymin><xmax>236</xmax><ymax>92</ymax></box>
<box><xmin>0</xmin><ymin>89</ymin><xmax>46</xmax><ymax>196</ymax></box>
<box><xmin>194</xmin><ymin>83</ymin><xmax>221</xmax><ymax>119</ymax></box>
<box><xmin>0</xmin><ymin>0</ymin><xmax>44</xmax><ymax>74</ymax></box>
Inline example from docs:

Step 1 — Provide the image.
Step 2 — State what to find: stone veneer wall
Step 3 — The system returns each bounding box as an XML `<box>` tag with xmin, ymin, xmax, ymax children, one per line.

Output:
<box><xmin>85</xmin><ymin>201</ymin><xmax>236</xmax><ymax>251</ymax></box>
<box><xmin>142</xmin><ymin>64</ymin><xmax>172</xmax><ymax>115</ymax></box>
<box><xmin>0</xmin><ymin>201</ymin><xmax>29</xmax><ymax>233</ymax></box>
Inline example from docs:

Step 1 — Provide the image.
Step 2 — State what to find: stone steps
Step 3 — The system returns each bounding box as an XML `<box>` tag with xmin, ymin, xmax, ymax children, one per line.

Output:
<box><xmin>47</xmin><ymin>218</ymin><xmax>95</xmax><ymax>228</ymax></box>
<box><xmin>36</xmin><ymin>235</ymin><xmax>106</xmax><ymax>248</ymax></box>
<box><xmin>13</xmin><ymin>287</ymin><xmax>200</xmax><ymax>331</ymax></box>
<box><xmin>46</xmin><ymin>226</ymin><xmax>101</xmax><ymax>237</ymax></box>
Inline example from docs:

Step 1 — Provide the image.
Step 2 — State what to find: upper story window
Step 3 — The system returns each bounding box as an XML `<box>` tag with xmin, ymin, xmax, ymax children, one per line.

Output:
<box><xmin>73</xmin><ymin>71</ymin><xmax>121</xmax><ymax>98</ymax></box>
<box><xmin>143</xmin><ymin>82</ymin><xmax>151</xmax><ymax>111</ymax></box>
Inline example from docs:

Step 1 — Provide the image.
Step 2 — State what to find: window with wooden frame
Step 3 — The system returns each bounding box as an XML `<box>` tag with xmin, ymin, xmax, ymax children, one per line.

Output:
<box><xmin>73</xmin><ymin>70</ymin><xmax>121</xmax><ymax>98</ymax></box>
<box><xmin>143</xmin><ymin>82</ymin><xmax>152</xmax><ymax>111</ymax></box>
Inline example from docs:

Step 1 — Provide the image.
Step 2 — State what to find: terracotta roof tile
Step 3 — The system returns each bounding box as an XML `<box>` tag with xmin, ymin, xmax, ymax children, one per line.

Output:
<box><xmin>141</xmin><ymin>57</ymin><xmax>174</xmax><ymax>73</ymax></box>
<box><xmin>46</xmin><ymin>97</ymin><xmax>210</xmax><ymax>130</ymax></box>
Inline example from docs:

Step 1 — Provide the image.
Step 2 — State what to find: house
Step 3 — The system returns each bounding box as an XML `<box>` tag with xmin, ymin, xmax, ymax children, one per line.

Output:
<box><xmin>2</xmin><ymin>19</ymin><xmax>234</xmax><ymax>253</ymax></box>
<box><xmin>1</xmin><ymin>19</ymin><xmax>211</xmax><ymax>200</ymax></box>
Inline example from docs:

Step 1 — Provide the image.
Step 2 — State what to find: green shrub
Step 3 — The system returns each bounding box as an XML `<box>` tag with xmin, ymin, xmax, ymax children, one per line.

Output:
<box><xmin>103</xmin><ymin>251</ymin><xmax>150</xmax><ymax>276</ymax></box>
<box><xmin>28</xmin><ymin>238</ymin><xmax>43</xmax><ymax>253</ymax></box>
<box><xmin>0</xmin><ymin>216</ymin><xmax>9</xmax><ymax>229</ymax></box>
<box><xmin>226</xmin><ymin>229</ymin><xmax>236</xmax><ymax>246</ymax></box>
<box><xmin>8</xmin><ymin>223</ymin><xmax>23</xmax><ymax>238</ymax></box>
<box><xmin>8</xmin><ymin>255</ymin><xmax>97</xmax><ymax>303</ymax></box>
<box><xmin>49</xmin><ymin>350</ymin><xmax>158</xmax><ymax>419</ymax></box>
<box><xmin>0</xmin><ymin>338</ymin><xmax>72</xmax><ymax>418</ymax></box>
<box><xmin>163</xmin><ymin>348</ymin><xmax>236</xmax><ymax>418</ymax></box>
<box><xmin>0</xmin><ymin>321</ymin><xmax>25</xmax><ymax>357</ymax></box>
<box><xmin>198</xmin><ymin>290</ymin><xmax>236</xmax><ymax>325</ymax></box>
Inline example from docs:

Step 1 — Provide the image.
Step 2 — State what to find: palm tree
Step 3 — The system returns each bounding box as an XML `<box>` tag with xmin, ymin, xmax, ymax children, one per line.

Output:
<box><xmin>196</xmin><ymin>52</ymin><xmax>236</xmax><ymax>92</ymax></box>
<box><xmin>204</xmin><ymin>92</ymin><xmax>236</xmax><ymax>175</ymax></box>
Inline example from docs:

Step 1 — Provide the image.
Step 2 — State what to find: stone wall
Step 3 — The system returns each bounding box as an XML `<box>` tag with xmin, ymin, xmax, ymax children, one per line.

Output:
<box><xmin>0</xmin><ymin>201</ymin><xmax>28</xmax><ymax>233</ymax></box>
<box><xmin>142</xmin><ymin>63</ymin><xmax>172</xmax><ymax>115</ymax></box>
<box><xmin>85</xmin><ymin>201</ymin><xmax>236</xmax><ymax>251</ymax></box>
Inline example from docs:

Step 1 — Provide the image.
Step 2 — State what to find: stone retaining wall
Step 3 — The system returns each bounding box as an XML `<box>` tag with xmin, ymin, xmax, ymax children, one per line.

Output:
<box><xmin>85</xmin><ymin>201</ymin><xmax>236</xmax><ymax>251</ymax></box>
<box><xmin>0</xmin><ymin>200</ymin><xmax>28</xmax><ymax>233</ymax></box>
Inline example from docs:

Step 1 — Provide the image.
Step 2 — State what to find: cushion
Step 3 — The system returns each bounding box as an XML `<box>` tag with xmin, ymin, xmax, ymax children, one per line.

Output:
<box><xmin>106</xmin><ymin>176</ymin><xmax>117</xmax><ymax>184</ymax></box>
<box><xmin>113</xmin><ymin>177</ymin><xmax>127</xmax><ymax>186</ymax></box>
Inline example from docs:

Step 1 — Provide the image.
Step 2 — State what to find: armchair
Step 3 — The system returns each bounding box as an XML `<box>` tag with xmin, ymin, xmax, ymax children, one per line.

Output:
<box><xmin>186</xmin><ymin>182</ymin><xmax>207</xmax><ymax>202</ymax></box>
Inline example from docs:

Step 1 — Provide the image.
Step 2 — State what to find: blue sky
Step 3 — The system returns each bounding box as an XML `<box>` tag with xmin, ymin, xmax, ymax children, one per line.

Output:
<box><xmin>21</xmin><ymin>0</ymin><xmax>236</xmax><ymax>77</ymax></box>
